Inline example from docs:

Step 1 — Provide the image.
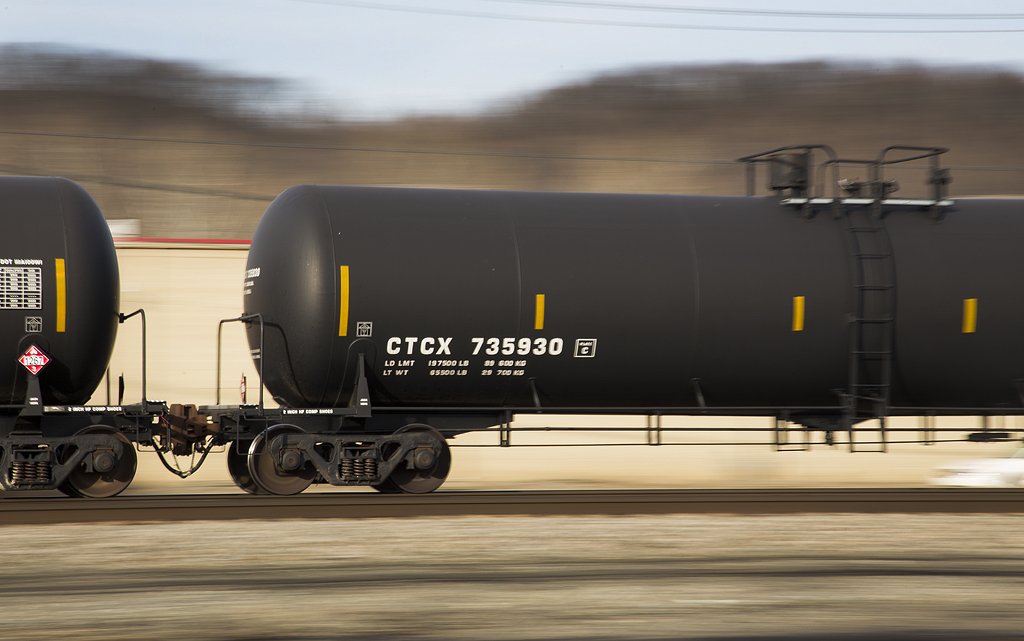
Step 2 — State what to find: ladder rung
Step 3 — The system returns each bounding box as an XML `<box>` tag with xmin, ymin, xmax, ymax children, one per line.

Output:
<box><xmin>853</xmin><ymin>253</ymin><xmax>891</xmax><ymax>259</ymax></box>
<box><xmin>854</xmin><ymin>317</ymin><xmax>893</xmax><ymax>323</ymax></box>
<box><xmin>853</xmin><ymin>350</ymin><xmax>891</xmax><ymax>355</ymax></box>
<box><xmin>856</xmin><ymin>285</ymin><xmax>893</xmax><ymax>290</ymax></box>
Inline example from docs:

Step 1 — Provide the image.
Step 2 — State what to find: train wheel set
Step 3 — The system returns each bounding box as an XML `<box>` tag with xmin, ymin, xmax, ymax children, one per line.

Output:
<box><xmin>215</xmin><ymin>421</ymin><xmax>452</xmax><ymax>496</ymax></box>
<box><xmin>3</xmin><ymin>145</ymin><xmax>1024</xmax><ymax>497</ymax></box>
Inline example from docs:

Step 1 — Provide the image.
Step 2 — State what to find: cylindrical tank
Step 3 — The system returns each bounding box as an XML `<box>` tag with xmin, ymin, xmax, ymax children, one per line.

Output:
<box><xmin>0</xmin><ymin>177</ymin><xmax>119</xmax><ymax>405</ymax></box>
<box><xmin>244</xmin><ymin>185</ymin><xmax>1024</xmax><ymax>412</ymax></box>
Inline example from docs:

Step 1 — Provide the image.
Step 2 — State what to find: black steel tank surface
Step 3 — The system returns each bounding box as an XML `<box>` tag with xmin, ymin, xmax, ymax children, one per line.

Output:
<box><xmin>244</xmin><ymin>185</ymin><xmax>1024</xmax><ymax>412</ymax></box>
<box><xmin>0</xmin><ymin>177</ymin><xmax>119</xmax><ymax>405</ymax></box>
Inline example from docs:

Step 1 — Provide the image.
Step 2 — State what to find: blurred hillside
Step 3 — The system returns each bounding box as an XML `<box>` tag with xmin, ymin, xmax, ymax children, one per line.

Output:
<box><xmin>1</xmin><ymin>47</ymin><xmax>1022</xmax><ymax>239</ymax></box>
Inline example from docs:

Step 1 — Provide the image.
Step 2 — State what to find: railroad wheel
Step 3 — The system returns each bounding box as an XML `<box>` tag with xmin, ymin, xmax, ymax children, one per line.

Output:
<box><xmin>64</xmin><ymin>426</ymin><xmax>137</xmax><ymax>498</ymax></box>
<box><xmin>369</xmin><ymin>474</ymin><xmax>401</xmax><ymax>493</ymax></box>
<box><xmin>57</xmin><ymin>480</ymin><xmax>83</xmax><ymax>497</ymax></box>
<box><xmin>376</xmin><ymin>424</ymin><xmax>451</xmax><ymax>494</ymax></box>
<box><xmin>247</xmin><ymin>425</ymin><xmax>316</xmax><ymax>495</ymax></box>
<box><xmin>227</xmin><ymin>443</ymin><xmax>267</xmax><ymax>495</ymax></box>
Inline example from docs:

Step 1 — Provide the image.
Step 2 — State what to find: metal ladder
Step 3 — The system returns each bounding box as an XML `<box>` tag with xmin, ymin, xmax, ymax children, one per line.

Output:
<box><xmin>738</xmin><ymin>144</ymin><xmax>951</xmax><ymax>452</ymax></box>
<box><xmin>838</xmin><ymin>200</ymin><xmax>895</xmax><ymax>452</ymax></box>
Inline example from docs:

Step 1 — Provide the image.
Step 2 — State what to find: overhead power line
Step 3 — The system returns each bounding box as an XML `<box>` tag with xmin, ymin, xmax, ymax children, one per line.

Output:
<box><xmin>481</xmin><ymin>0</ymin><xmax>1024</xmax><ymax>21</ymax></box>
<box><xmin>0</xmin><ymin>162</ymin><xmax>275</xmax><ymax>201</ymax></box>
<box><xmin>294</xmin><ymin>0</ymin><xmax>1024</xmax><ymax>33</ymax></box>
<box><xmin>0</xmin><ymin>128</ymin><xmax>732</xmax><ymax>165</ymax></box>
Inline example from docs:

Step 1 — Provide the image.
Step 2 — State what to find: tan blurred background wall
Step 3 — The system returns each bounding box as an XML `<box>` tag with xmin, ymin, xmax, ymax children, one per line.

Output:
<box><xmin>107</xmin><ymin>245</ymin><xmax>258</xmax><ymax>408</ymax></box>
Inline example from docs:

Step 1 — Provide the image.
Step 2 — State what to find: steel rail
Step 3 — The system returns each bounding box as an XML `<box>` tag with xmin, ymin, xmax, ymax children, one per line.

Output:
<box><xmin>1</xmin><ymin>488</ymin><xmax>1022</xmax><ymax>525</ymax></box>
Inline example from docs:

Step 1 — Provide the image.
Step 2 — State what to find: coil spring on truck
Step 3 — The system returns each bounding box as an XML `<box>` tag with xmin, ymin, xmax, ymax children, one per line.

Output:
<box><xmin>340</xmin><ymin>447</ymin><xmax>377</xmax><ymax>481</ymax></box>
<box><xmin>8</xmin><ymin>460</ymin><xmax>51</xmax><ymax>484</ymax></box>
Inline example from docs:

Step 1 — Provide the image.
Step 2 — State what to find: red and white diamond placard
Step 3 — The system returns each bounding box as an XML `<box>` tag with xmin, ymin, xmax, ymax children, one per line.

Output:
<box><xmin>18</xmin><ymin>345</ymin><xmax>50</xmax><ymax>375</ymax></box>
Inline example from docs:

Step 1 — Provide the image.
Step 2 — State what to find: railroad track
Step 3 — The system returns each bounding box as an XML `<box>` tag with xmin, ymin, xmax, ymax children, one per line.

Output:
<box><xmin>1</xmin><ymin>488</ymin><xmax>1023</xmax><ymax>524</ymax></box>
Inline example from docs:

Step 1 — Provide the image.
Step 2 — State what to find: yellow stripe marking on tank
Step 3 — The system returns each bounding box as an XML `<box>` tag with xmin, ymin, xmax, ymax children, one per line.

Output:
<box><xmin>534</xmin><ymin>294</ymin><xmax>545</xmax><ymax>330</ymax></box>
<box><xmin>792</xmin><ymin>296</ymin><xmax>805</xmax><ymax>332</ymax></box>
<box><xmin>339</xmin><ymin>265</ymin><xmax>350</xmax><ymax>337</ymax></box>
<box><xmin>962</xmin><ymin>298</ymin><xmax>977</xmax><ymax>333</ymax></box>
<box><xmin>55</xmin><ymin>258</ymin><xmax>66</xmax><ymax>333</ymax></box>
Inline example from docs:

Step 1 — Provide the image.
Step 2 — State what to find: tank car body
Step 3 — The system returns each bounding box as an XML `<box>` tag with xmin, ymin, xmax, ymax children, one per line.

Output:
<box><xmin>0</xmin><ymin>177</ymin><xmax>119</xmax><ymax>405</ymax></box>
<box><xmin>243</xmin><ymin>185</ymin><xmax>1024</xmax><ymax>423</ymax></box>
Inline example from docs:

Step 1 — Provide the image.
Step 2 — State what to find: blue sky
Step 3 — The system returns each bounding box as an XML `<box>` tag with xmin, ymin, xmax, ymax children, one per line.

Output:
<box><xmin>2</xmin><ymin>0</ymin><xmax>1023</xmax><ymax>118</ymax></box>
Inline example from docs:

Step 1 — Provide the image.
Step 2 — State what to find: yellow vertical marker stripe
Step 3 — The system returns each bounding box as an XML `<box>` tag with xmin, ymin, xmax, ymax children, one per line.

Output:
<box><xmin>55</xmin><ymin>258</ymin><xmax>66</xmax><ymax>333</ymax></box>
<box><xmin>339</xmin><ymin>265</ymin><xmax>349</xmax><ymax>337</ymax></box>
<box><xmin>792</xmin><ymin>296</ymin><xmax>805</xmax><ymax>332</ymax></box>
<box><xmin>962</xmin><ymin>298</ymin><xmax>977</xmax><ymax>333</ymax></box>
<box><xmin>534</xmin><ymin>294</ymin><xmax>545</xmax><ymax>330</ymax></box>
